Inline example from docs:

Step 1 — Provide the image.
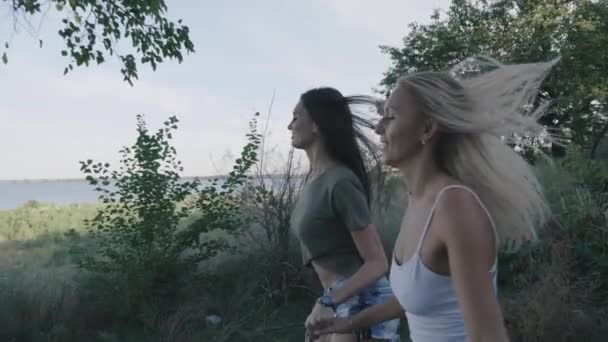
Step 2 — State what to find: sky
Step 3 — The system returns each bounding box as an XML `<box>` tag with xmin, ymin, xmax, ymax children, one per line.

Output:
<box><xmin>0</xmin><ymin>0</ymin><xmax>451</xmax><ymax>180</ymax></box>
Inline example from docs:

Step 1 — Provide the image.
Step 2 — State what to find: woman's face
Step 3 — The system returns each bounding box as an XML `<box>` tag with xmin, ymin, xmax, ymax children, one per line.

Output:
<box><xmin>375</xmin><ymin>83</ymin><xmax>430</xmax><ymax>167</ymax></box>
<box><xmin>288</xmin><ymin>100</ymin><xmax>318</xmax><ymax>149</ymax></box>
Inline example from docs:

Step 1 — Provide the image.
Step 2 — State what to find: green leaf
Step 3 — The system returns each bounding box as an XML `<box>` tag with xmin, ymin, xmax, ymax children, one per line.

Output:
<box><xmin>379</xmin><ymin>0</ymin><xmax>608</xmax><ymax>151</ymax></box>
<box><xmin>1</xmin><ymin>52</ymin><xmax>6</xmax><ymax>65</ymax></box>
<box><xmin>12</xmin><ymin>0</ymin><xmax>195</xmax><ymax>84</ymax></box>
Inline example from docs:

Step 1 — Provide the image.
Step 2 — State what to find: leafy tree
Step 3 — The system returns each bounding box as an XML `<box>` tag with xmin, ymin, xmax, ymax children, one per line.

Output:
<box><xmin>379</xmin><ymin>0</ymin><xmax>608</xmax><ymax>155</ymax></box>
<box><xmin>2</xmin><ymin>0</ymin><xmax>194</xmax><ymax>84</ymax></box>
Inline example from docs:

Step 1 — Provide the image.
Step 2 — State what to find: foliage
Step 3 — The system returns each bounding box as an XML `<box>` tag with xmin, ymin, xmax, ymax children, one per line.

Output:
<box><xmin>0</xmin><ymin>201</ymin><xmax>97</xmax><ymax>241</ymax></box>
<box><xmin>497</xmin><ymin>149</ymin><xmax>608</xmax><ymax>341</ymax></box>
<box><xmin>561</xmin><ymin>144</ymin><xmax>608</xmax><ymax>195</ymax></box>
<box><xmin>234</xmin><ymin>103</ymin><xmax>308</xmax><ymax>306</ymax></box>
<box><xmin>245</xmin><ymin>148</ymin><xmax>300</xmax><ymax>250</ymax></box>
<box><xmin>1</xmin><ymin>141</ymin><xmax>606</xmax><ymax>340</ymax></box>
<box><xmin>75</xmin><ymin>113</ymin><xmax>261</xmax><ymax>315</ymax></box>
<box><xmin>2</xmin><ymin>0</ymin><xmax>194</xmax><ymax>84</ymax></box>
<box><xmin>379</xmin><ymin>0</ymin><xmax>608</xmax><ymax>152</ymax></box>
<box><xmin>187</xmin><ymin>113</ymin><xmax>262</xmax><ymax>258</ymax></box>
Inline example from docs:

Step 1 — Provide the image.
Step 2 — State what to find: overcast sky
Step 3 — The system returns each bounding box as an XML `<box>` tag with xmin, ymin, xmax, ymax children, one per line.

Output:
<box><xmin>0</xmin><ymin>0</ymin><xmax>451</xmax><ymax>180</ymax></box>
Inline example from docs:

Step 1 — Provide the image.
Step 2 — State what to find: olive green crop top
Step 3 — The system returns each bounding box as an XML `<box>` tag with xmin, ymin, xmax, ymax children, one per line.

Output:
<box><xmin>290</xmin><ymin>165</ymin><xmax>371</xmax><ymax>276</ymax></box>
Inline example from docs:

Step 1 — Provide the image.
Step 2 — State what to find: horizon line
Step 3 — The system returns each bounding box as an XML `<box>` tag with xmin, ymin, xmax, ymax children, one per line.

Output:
<box><xmin>0</xmin><ymin>172</ymin><xmax>301</xmax><ymax>183</ymax></box>
<box><xmin>0</xmin><ymin>175</ymin><xmax>218</xmax><ymax>183</ymax></box>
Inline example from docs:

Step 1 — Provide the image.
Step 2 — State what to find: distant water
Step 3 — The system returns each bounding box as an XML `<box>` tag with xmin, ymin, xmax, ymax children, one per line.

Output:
<box><xmin>0</xmin><ymin>180</ymin><xmax>102</xmax><ymax>210</ymax></box>
<box><xmin>0</xmin><ymin>176</ymin><xmax>294</xmax><ymax>210</ymax></box>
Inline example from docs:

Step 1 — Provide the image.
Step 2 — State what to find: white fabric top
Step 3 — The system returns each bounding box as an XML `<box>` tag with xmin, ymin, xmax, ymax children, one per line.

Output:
<box><xmin>390</xmin><ymin>185</ymin><xmax>498</xmax><ymax>342</ymax></box>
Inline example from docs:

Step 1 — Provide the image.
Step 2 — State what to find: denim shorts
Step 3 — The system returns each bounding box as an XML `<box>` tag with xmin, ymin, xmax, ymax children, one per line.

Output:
<box><xmin>326</xmin><ymin>276</ymin><xmax>401</xmax><ymax>341</ymax></box>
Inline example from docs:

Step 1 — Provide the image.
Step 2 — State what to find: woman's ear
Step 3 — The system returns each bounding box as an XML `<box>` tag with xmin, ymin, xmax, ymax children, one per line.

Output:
<box><xmin>312</xmin><ymin>123</ymin><xmax>319</xmax><ymax>135</ymax></box>
<box><xmin>421</xmin><ymin>118</ymin><xmax>440</xmax><ymax>144</ymax></box>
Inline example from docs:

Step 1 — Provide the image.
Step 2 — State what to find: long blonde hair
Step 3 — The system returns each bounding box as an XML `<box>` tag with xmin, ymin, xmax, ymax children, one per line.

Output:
<box><xmin>397</xmin><ymin>56</ymin><xmax>560</xmax><ymax>251</ymax></box>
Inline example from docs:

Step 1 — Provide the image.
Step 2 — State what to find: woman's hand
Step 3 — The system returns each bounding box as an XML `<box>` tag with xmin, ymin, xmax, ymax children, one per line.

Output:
<box><xmin>309</xmin><ymin>315</ymin><xmax>353</xmax><ymax>337</ymax></box>
<box><xmin>308</xmin><ymin>294</ymin><xmax>405</xmax><ymax>340</ymax></box>
<box><xmin>304</xmin><ymin>302</ymin><xmax>335</xmax><ymax>338</ymax></box>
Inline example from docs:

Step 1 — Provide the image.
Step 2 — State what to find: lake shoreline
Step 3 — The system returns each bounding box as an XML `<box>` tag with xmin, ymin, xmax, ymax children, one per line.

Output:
<box><xmin>0</xmin><ymin>174</ymin><xmax>304</xmax><ymax>210</ymax></box>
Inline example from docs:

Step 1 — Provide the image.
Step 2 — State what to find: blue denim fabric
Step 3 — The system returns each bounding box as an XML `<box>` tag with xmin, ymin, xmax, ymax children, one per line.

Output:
<box><xmin>326</xmin><ymin>276</ymin><xmax>401</xmax><ymax>341</ymax></box>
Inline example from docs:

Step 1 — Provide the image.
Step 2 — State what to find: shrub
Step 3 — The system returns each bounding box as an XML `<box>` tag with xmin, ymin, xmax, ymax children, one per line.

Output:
<box><xmin>499</xmin><ymin>148</ymin><xmax>608</xmax><ymax>341</ymax></box>
<box><xmin>74</xmin><ymin>113</ymin><xmax>262</xmax><ymax>319</ymax></box>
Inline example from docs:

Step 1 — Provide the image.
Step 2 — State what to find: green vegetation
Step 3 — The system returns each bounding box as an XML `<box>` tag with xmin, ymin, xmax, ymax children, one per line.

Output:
<box><xmin>0</xmin><ymin>1</ymin><xmax>607</xmax><ymax>341</ymax></box>
<box><xmin>0</xmin><ymin>201</ymin><xmax>98</xmax><ymax>241</ymax></box>
<box><xmin>379</xmin><ymin>0</ymin><xmax>608</xmax><ymax>155</ymax></box>
<box><xmin>73</xmin><ymin>113</ymin><xmax>261</xmax><ymax>322</ymax></box>
<box><xmin>1</xmin><ymin>120</ymin><xmax>606</xmax><ymax>341</ymax></box>
<box><xmin>498</xmin><ymin>149</ymin><xmax>608</xmax><ymax>341</ymax></box>
<box><xmin>2</xmin><ymin>0</ymin><xmax>194</xmax><ymax>84</ymax></box>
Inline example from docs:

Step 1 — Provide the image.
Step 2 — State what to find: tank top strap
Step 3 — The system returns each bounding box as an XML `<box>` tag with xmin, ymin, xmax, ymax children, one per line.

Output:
<box><xmin>414</xmin><ymin>185</ymin><xmax>499</xmax><ymax>270</ymax></box>
<box><xmin>414</xmin><ymin>185</ymin><xmax>456</xmax><ymax>254</ymax></box>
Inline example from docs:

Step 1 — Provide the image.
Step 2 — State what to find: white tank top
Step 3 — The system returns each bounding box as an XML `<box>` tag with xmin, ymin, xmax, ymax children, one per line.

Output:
<box><xmin>389</xmin><ymin>185</ymin><xmax>498</xmax><ymax>342</ymax></box>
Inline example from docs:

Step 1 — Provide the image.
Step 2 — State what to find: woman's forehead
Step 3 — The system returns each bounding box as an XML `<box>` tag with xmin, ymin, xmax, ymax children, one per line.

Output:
<box><xmin>293</xmin><ymin>100</ymin><xmax>305</xmax><ymax>113</ymax></box>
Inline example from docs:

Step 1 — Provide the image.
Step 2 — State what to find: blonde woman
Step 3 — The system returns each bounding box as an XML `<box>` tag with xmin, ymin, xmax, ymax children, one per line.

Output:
<box><xmin>309</xmin><ymin>57</ymin><xmax>559</xmax><ymax>342</ymax></box>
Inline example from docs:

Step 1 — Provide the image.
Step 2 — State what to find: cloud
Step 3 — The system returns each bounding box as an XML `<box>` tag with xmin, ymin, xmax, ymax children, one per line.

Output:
<box><xmin>0</xmin><ymin>0</ymin><xmax>455</xmax><ymax>180</ymax></box>
<box><xmin>0</xmin><ymin>51</ymin><xmax>258</xmax><ymax>179</ymax></box>
<box><xmin>51</xmin><ymin>74</ymin><xmax>196</xmax><ymax>115</ymax></box>
<box><xmin>328</xmin><ymin>0</ymin><xmax>452</xmax><ymax>45</ymax></box>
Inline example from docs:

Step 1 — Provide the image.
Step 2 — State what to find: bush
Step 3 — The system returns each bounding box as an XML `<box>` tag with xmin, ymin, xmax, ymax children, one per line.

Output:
<box><xmin>498</xmin><ymin>147</ymin><xmax>608</xmax><ymax>341</ymax></box>
<box><xmin>74</xmin><ymin>113</ymin><xmax>262</xmax><ymax>321</ymax></box>
<box><xmin>561</xmin><ymin>144</ymin><xmax>608</xmax><ymax>195</ymax></box>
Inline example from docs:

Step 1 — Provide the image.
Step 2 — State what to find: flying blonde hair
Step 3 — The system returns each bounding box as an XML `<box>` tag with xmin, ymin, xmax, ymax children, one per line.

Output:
<box><xmin>397</xmin><ymin>56</ymin><xmax>561</xmax><ymax>251</ymax></box>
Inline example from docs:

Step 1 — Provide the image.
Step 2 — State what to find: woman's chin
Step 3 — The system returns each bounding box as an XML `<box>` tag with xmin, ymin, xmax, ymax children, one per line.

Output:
<box><xmin>382</xmin><ymin>156</ymin><xmax>398</xmax><ymax>168</ymax></box>
<box><xmin>290</xmin><ymin>140</ymin><xmax>303</xmax><ymax>149</ymax></box>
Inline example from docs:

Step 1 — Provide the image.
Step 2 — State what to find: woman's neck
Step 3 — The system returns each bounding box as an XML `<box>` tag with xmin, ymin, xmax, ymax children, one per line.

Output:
<box><xmin>305</xmin><ymin>142</ymin><xmax>336</xmax><ymax>177</ymax></box>
<box><xmin>398</xmin><ymin>152</ymin><xmax>444</xmax><ymax>199</ymax></box>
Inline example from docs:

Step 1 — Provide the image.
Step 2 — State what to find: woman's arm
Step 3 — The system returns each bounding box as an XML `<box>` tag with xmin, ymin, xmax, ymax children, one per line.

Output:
<box><xmin>351</xmin><ymin>294</ymin><xmax>405</xmax><ymax>328</ymax></box>
<box><xmin>323</xmin><ymin>177</ymin><xmax>389</xmax><ymax>306</ymax></box>
<box><xmin>327</xmin><ymin>223</ymin><xmax>388</xmax><ymax>305</ymax></box>
<box><xmin>435</xmin><ymin>188</ymin><xmax>509</xmax><ymax>342</ymax></box>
